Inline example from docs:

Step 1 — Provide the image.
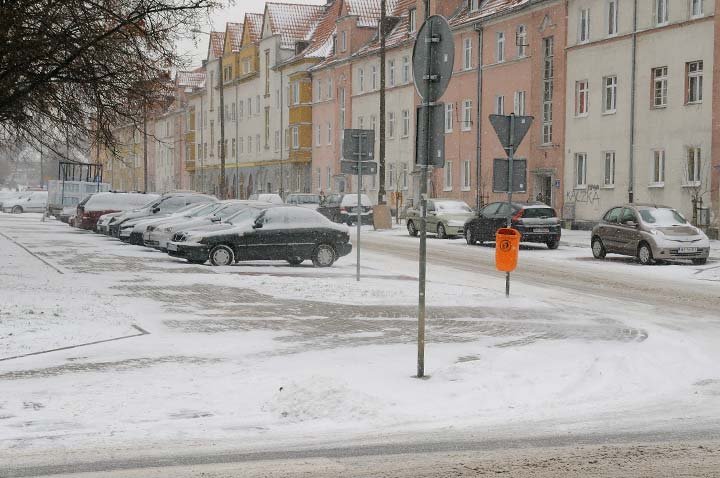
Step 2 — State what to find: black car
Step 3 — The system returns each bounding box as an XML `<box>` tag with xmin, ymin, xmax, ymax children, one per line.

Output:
<box><xmin>167</xmin><ymin>205</ymin><xmax>352</xmax><ymax>267</ymax></box>
<box><xmin>464</xmin><ymin>201</ymin><xmax>561</xmax><ymax>249</ymax></box>
<box><xmin>317</xmin><ymin>193</ymin><xmax>373</xmax><ymax>225</ymax></box>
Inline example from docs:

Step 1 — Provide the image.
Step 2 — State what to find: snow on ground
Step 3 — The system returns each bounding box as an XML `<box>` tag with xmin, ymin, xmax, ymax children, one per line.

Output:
<box><xmin>2</xmin><ymin>213</ymin><xmax>720</xmax><ymax>460</ymax></box>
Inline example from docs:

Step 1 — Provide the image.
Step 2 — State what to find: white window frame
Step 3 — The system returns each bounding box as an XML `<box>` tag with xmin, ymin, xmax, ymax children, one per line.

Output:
<box><xmin>653</xmin><ymin>66</ymin><xmax>668</xmax><ymax>108</ymax></box>
<box><xmin>603</xmin><ymin>151</ymin><xmax>615</xmax><ymax>187</ymax></box>
<box><xmin>401</xmin><ymin>109</ymin><xmax>410</xmax><ymax>138</ymax></box>
<box><xmin>327</xmin><ymin>122</ymin><xmax>332</xmax><ymax>145</ymax></box>
<box><xmin>400</xmin><ymin>162</ymin><xmax>409</xmax><ymax>190</ymax></box>
<box><xmin>389</xmin><ymin>59</ymin><xmax>396</xmax><ymax>87</ymax></box>
<box><xmin>358</xmin><ymin>68</ymin><xmax>364</xmax><ymax>92</ymax></box>
<box><xmin>461</xmin><ymin>160</ymin><xmax>471</xmax><ymax>190</ymax></box>
<box><xmin>495</xmin><ymin>95</ymin><xmax>505</xmax><ymax>115</ymax></box>
<box><xmin>513</xmin><ymin>91</ymin><xmax>525</xmax><ymax>116</ymax></box>
<box><xmin>274</xmin><ymin>130</ymin><xmax>280</xmax><ymax>152</ymax></box>
<box><xmin>603</xmin><ymin>75</ymin><xmax>617</xmax><ymax>114</ymax></box>
<box><xmin>462</xmin><ymin>100</ymin><xmax>472</xmax><ymax>131</ymax></box>
<box><xmin>402</xmin><ymin>56</ymin><xmax>410</xmax><ymax>84</ymax></box>
<box><xmin>691</xmin><ymin>0</ymin><xmax>704</xmax><ymax>18</ymax></box>
<box><xmin>686</xmin><ymin>147</ymin><xmax>702</xmax><ymax>185</ymax></box>
<box><xmin>292</xmin><ymin>127</ymin><xmax>299</xmax><ymax>149</ymax></box>
<box><xmin>358</xmin><ymin>116</ymin><xmax>364</xmax><ymax>130</ymax></box>
<box><xmin>575</xmin><ymin>153</ymin><xmax>587</xmax><ymax>188</ymax></box>
<box><xmin>388</xmin><ymin>163</ymin><xmax>395</xmax><ymax>189</ymax></box>
<box><xmin>371</xmin><ymin>65</ymin><xmax>378</xmax><ymax>90</ymax></box>
<box><xmin>444</xmin><ymin>161</ymin><xmax>453</xmax><ymax>191</ymax></box>
<box><xmin>496</xmin><ymin>32</ymin><xmax>505</xmax><ymax>62</ymax></box>
<box><xmin>517</xmin><ymin>25</ymin><xmax>527</xmax><ymax>58</ymax></box>
<box><xmin>256</xmin><ymin>134</ymin><xmax>260</xmax><ymax>153</ymax></box>
<box><xmin>315</xmin><ymin>125</ymin><xmax>321</xmax><ymax>146</ymax></box>
<box><xmin>687</xmin><ymin>60</ymin><xmax>703</xmax><ymax>104</ymax></box>
<box><xmin>341</xmin><ymin>31</ymin><xmax>347</xmax><ymax>51</ymax></box>
<box><xmin>655</xmin><ymin>0</ymin><xmax>668</xmax><ymax>25</ymax></box>
<box><xmin>607</xmin><ymin>0</ymin><xmax>618</xmax><ymax>36</ymax></box>
<box><xmin>388</xmin><ymin>111</ymin><xmax>396</xmax><ymax>139</ymax></box>
<box><xmin>327</xmin><ymin>78</ymin><xmax>333</xmax><ymax>99</ymax></box>
<box><xmin>316</xmin><ymin>79</ymin><xmax>322</xmax><ymax>102</ymax></box>
<box><xmin>239</xmin><ymin>137</ymin><xmax>244</xmax><ymax>155</ymax></box>
<box><xmin>575</xmin><ymin>80</ymin><xmax>589</xmax><ymax>116</ymax></box>
<box><xmin>292</xmin><ymin>81</ymin><xmax>300</xmax><ymax>105</ymax></box>
<box><xmin>579</xmin><ymin>9</ymin><xmax>591</xmax><ymax>43</ymax></box>
<box><xmin>409</xmin><ymin>8</ymin><xmax>417</xmax><ymax>33</ymax></box>
<box><xmin>444</xmin><ymin>103</ymin><xmax>454</xmax><ymax>133</ymax></box>
<box><xmin>463</xmin><ymin>38</ymin><xmax>473</xmax><ymax>70</ymax></box>
<box><xmin>651</xmin><ymin>149</ymin><xmax>666</xmax><ymax>186</ymax></box>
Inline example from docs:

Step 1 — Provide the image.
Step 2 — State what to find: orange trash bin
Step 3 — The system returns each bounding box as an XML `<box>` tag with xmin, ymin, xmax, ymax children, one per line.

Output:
<box><xmin>495</xmin><ymin>227</ymin><xmax>521</xmax><ymax>272</ymax></box>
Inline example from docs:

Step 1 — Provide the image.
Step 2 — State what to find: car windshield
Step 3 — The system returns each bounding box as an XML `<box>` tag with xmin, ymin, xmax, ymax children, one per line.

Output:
<box><xmin>522</xmin><ymin>207</ymin><xmax>557</xmax><ymax>219</ymax></box>
<box><xmin>215</xmin><ymin>204</ymin><xmax>249</xmax><ymax>220</ymax></box>
<box><xmin>639</xmin><ymin>208</ymin><xmax>687</xmax><ymax>226</ymax></box>
<box><xmin>435</xmin><ymin>201</ymin><xmax>472</xmax><ymax>213</ymax></box>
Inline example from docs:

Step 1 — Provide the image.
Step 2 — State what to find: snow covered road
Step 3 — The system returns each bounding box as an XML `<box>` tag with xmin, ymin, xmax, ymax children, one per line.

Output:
<box><xmin>2</xmin><ymin>213</ymin><xmax>720</xmax><ymax>476</ymax></box>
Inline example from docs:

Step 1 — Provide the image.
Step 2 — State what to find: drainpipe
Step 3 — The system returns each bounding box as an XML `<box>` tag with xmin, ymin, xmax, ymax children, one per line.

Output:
<box><xmin>474</xmin><ymin>24</ymin><xmax>484</xmax><ymax>211</ymax></box>
<box><xmin>628</xmin><ymin>0</ymin><xmax>638</xmax><ymax>203</ymax></box>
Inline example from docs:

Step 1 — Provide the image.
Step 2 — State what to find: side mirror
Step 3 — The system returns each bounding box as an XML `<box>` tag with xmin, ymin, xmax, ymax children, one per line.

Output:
<box><xmin>210</xmin><ymin>216</ymin><xmax>221</xmax><ymax>223</ymax></box>
<box><xmin>152</xmin><ymin>207</ymin><xmax>160</xmax><ymax>213</ymax></box>
<box><xmin>625</xmin><ymin>220</ymin><xmax>637</xmax><ymax>228</ymax></box>
<box><xmin>252</xmin><ymin>220</ymin><xmax>263</xmax><ymax>229</ymax></box>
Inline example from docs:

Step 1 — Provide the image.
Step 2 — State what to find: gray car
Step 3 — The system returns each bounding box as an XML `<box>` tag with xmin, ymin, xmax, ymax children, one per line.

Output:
<box><xmin>591</xmin><ymin>204</ymin><xmax>710</xmax><ymax>265</ymax></box>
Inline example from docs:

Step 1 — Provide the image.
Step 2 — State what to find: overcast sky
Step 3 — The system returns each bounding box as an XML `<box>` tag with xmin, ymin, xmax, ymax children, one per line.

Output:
<box><xmin>178</xmin><ymin>0</ymin><xmax>324</xmax><ymax>69</ymax></box>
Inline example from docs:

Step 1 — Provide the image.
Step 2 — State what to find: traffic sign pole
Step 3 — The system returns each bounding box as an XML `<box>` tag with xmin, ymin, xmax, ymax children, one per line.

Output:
<box><xmin>356</xmin><ymin>132</ymin><xmax>364</xmax><ymax>282</ymax></box>
<box><xmin>505</xmin><ymin>115</ymin><xmax>516</xmax><ymax>296</ymax></box>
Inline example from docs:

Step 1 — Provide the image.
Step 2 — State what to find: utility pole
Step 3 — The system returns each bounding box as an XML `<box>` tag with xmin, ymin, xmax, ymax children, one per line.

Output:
<box><xmin>143</xmin><ymin>100</ymin><xmax>148</xmax><ymax>192</ymax></box>
<box><xmin>280</xmin><ymin>69</ymin><xmax>284</xmax><ymax>198</ymax></box>
<box><xmin>378</xmin><ymin>0</ymin><xmax>387</xmax><ymax>205</ymax></box>
<box><xmin>218</xmin><ymin>47</ymin><xmax>227</xmax><ymax>199</ymax></box>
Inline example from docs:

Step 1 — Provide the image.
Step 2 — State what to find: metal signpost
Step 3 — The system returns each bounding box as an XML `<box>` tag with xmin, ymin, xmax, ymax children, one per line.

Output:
<box><xmin>342</xmin><ymin>129</ymin><xmax>376</xmax><ymax>282</ymax></box>
<box><xmin>412</xmin><ymin>13</ymin><xmax>454</xmax><ymax>378</ymax></box>
<box><xmin>489</xmin><ymin>113</ymin><xmax>533</xmax><ymax>296</ymax></box>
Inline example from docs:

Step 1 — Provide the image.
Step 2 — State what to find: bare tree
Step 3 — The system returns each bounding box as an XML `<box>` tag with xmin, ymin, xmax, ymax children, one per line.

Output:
<box><xmin>0</xmin><ymin>0</ymin><xmax>217</xmax><ymax>160</ymax></box>
<box><xmin>683</xmin><ymin>149</ymin><xmax>712</xmax><ymax>227</ymax></box>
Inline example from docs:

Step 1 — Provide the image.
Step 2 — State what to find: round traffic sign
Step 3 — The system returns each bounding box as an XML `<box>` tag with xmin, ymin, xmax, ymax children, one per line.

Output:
<box><xmin>412</xmin><ymin>15</ymin><xmax>455</xmax><ymax>102</ymax></box>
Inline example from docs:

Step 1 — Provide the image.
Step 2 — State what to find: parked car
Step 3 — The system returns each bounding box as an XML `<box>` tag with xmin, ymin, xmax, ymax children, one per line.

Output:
<box><xmin>121</xmin><ymin>202</ymin><xmax>217</xmax><ymax>244</ymax></box>
<box><xmin>317</xmin><ymin>193</ymin><xmax>373</xmax><ymax>225</ymax></box>
<box><xmin>0</xmin><ymin>191</ymin><xmax>27</xmax><ymax>209</ymax></box>
<box><xmin>167</xmin><ymin>205</ymin><xmax>352</xmax><ymax>267</ymax></box>
<box><xmin>248</xmin><ymin>193</ymin><xmax>283</xmax><ymax>204</ymax></box>
<box><xmin>97</xmin><ymin>212</ymin><xmax>126</xmax><ymax>234</ymax></box>
<box><xmin>591</xmin><ymin>204</ymin><xmax>710</xmax><ymax>265</ymax></box>
<box><xmin>406</xmin><ymin>199</ymin><xmax>475</xmax><ymax>239</ymax></box>
<box><xmin>75</xmin><ymin>192</ymin><xmax>160</xmax><ymax>230</ymax></box>
<box><xmin>59</xmin><ymin>205</ymin><xmax>78</xmax><ymax>224</ymax></box>
<box><xmin>1</xmin><ymin>191</ymin><xmax>48</xmax><ymax>213</ymax></box>
<box><xmin>143</xmin><ymin>200</ymin><xmax>268</xmax><ymax>251</ymax></box>
<box><xmin>286</xmin><ymin>193</ymin><xmax>321</xmax><ymax>209</ymax></box>
<box><xmin>109</xmin><ymin>192</ymin><xmax>216</xmax><ymax>238</ymax></box>
<box><xmin>464</xmin><ymin>201</ymin><xmax>561</xmax><ymax>249</ymax></box>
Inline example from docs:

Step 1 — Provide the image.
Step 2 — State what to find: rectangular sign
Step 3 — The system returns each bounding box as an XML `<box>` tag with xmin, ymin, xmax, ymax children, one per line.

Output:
<box><xmin>415</xmin><ymin>104</ymin><xmax>445</xmax><ymax>168</ymax></box>
<box><xmin>342</xmin><ymin>129</ymin><xmax>375</xmax><ymax>161</ymax></box>
<box><xmin>341</xmin><ymin>160</ymin><xmax>378</xmax><ymax>176</ymax></box>
<box><xmin>492</xmin><ymin>158</ymin><xmax>527</xmax><ymax>193</ymax></box>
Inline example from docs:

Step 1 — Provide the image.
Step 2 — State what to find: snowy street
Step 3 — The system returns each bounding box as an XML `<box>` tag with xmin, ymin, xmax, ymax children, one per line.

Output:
<box><xmin>3</xmin><ymin>213</ymin><xmax>720</xmax><ymax>476</ymax></box>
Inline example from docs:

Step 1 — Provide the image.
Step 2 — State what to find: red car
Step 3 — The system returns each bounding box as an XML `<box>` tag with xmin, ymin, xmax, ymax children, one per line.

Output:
<box><xmin>76</xmin><ymin>192</ymin><xmax>159</xmax><ymax>230</ymax></box>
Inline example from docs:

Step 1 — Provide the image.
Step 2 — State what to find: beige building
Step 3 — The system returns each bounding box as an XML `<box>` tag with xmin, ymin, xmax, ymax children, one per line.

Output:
<box><xmin>565</xmin><ymin>0</ymin><xmax>715</xmax><ymax>228</ymax></box>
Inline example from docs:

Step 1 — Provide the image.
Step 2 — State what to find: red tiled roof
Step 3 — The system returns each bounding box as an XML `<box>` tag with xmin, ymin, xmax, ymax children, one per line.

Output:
<box><xmin>245</xmin><ymin>12</ymin><xmax>265</xmax><ymax>44</ymax></box>
<box><xmin>450</xmin><ymin>0</ymin><xmax>530</xmax><ymax>28</ymax></box>
<box><xmin>225</xmin><ymin>22</ymin><xmax>244</xmax><ymax>52</ymax></box>
<box><xmin>353</xmin><ymin>0</ymin><xmax>417</xmax><ymax>57</ymax></box>
<box><xmin>291</xmin><ymin>0</ymin><xmax>343</xmax><ymax>60</ymax></box>
<box><xmin>208</xmin><ymin>31</ymin><xmax>225</xmax><ymax>59</ymax></box>
<box><xmin>176</xmin><ymin>70</ymin><xmax>206</xmax><ymax>89</ymax></box>
<box><xmin>265</xmin><ymin>2</ymin><xmax>326</xmax><ymax>50</ymax></box>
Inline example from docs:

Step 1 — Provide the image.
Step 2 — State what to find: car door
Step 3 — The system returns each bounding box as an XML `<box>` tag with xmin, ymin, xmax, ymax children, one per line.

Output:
<box><xmin>617</xmin><ymin>207</ymin><xmax>642</xmax><ymax>255</ymax></box>
<box><xmin>494</xmin><ymin>203</ymin><xmax>513</xmax><ymax>234</ymax></box>
<box><xmin>425</xmin><ymin>201</ymin><xmax>438</xmax><ymax>231</ymax></box>
<box><xmin>475</xmin><ymin>203</ymin><xmax>500</xmax><ymax>240</ymax></box>
<box><xmin>246</xmin><ymin>208</ymin><xmax>289</xmax><ymax>260</ymax></box>
<box><xmin>598</xmin><ymin>207</ymin><xmax>622</xmax><ymax>252</ymax></box>
<box><xmin>286</xmin><ymin>208</ymin><xmax>322</xmax><ymax>259</ymax></box>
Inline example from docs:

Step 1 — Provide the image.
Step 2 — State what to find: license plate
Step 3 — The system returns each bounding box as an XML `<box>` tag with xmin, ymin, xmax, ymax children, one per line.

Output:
<box><xmin>167</xmin><ymin>243</ymin><xmax>178</xmax><ymax>252</ymax></box>
<box><xmin>679</xmin><ymin>247</ymin><xmax>697</xmax><ymax>253</ymax></box>
<box><xmin>534</xmin><ymin>228</ymin><xmax>550</xmax><ymax>233</ymax></box>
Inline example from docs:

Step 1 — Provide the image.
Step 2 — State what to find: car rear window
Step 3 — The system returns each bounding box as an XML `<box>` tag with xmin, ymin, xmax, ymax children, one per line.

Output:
<box><xmin>522</xmin><ymin>207</ymin><xmax>556</xmax><ymax>219</ymax></box>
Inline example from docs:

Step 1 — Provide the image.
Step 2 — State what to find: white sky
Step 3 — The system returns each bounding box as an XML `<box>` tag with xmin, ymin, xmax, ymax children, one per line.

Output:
<box><xmin>178</xmin><ymin>0</ymin><xmax>324</xmax><ymax>69</ymax></box>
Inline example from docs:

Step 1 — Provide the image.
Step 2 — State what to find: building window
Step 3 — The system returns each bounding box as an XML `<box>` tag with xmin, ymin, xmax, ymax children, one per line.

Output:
<box><xmin>331</xmin><ymin>34</ymin><xmax>337</xmax><ymax>55</ymax></box>
<box><xmin>463</xmin><ymin>38</ymin><xmax>473</xmax><ymax>69</ymax></box>
<box><xmin>327</xmin><ymin>122</ymin><xmax>332</xmax><ymax>145</ymax></box>
<box><xmin>371</xmin><ymin>65</ymin><xmax>378</xmax><ymax>90</ymax></box>
<box><xmin>327</xmin><ymin>78</ymin><xmax>333</xmax><ymax>99</ymax></box>
<box><xmin>462</xmin><ymin>160</ymin><xmax>471</xmax><ymax>189</ymax></box>
<box><xmin>579</xmin><ymin>9</ymin><xmax>590</xmax><ymax>43</ymax></box>
<box><xmin>315</xmin><ymin>125</ymin><xmax>321</xmax><ymax>146</ymax></box>
<box><xmin>607</xmin><ymin>1</ymin><xmax>618</xmax><ymax>36</ymax></box>
<box><xmin>292</xmin><ymin>82</ymin><xmax>300</xmax><ymax>105</ymax></box>
<box><xmin>513</xmin><ymin>91</ymin><xmax>525</xmax><ymax>116</ymax></box>
<box><xmin>542</xmin><ymin>36</ymin><xmax>554</xmax><ymax>144</ymax></box>
<box><xmin>326</xmin><ymin>167</ymin><xmax>332</xmax><ymax>191</ymax></box>
<box><xmin>444</xmin><ymin>161</ymin><xmax>453</xmax><ymax>190</ymax></box>
<box><xmin>341</xmin><ymin>31</ymin><xmax>347</xmax><ymax>51</ymax></box>
<box><xmin>264</xmin><ymin>108</ymin><xmax>270</xmax><ymax>149</ymax></box>
<box><xmin>246</xmin><ymin>97</ymin><xmax>252</xmax><ymax>116</ymax></box>
<box><xmin>388</xmin><ymin>163</ymin><xmax>395</xmax><ymax>189</ymax></box>
<box><xmin>603</xmin><ymin>76</ymin><xmax>617</xmax><ymax>113</ymax></box>
<box><xmin>242</xmin><ymin>58</ymin><xmax>251</xmax><ymax>74</ymax></box>
<box><xmin>358</xmin><ymin>116</ymin><xmax>364</xmax><ymax>129</ymax></box>
<box><xmin>316</xmin><ymin>79</ymin><xmax>322</xmax><ymax>102</ymax></box>
<box><xmin>496</xmin><ymin>32</ymin><xmax>505</xmax><ymax>62</ymax></box>
<box><xmin>239</xmin><ymin>137</ymin><xmax>244</xmax><ymax>155</ymax></box>
<box><xmin>371</xmin><ymin>114</ymin><xmax>376</xmax><ymax>132</ymax></box>
<box><xmin>388</xmin><ymin>111</ymin><xmax>396</xmax><ymax>139</ymax></box>
<box><xmin>575</xmin><ymin>80</ymin><xmax>589</xmax><ymax>116</ymax></box>
<box><xmin>401</xmin><ymin>110</ymin><xmax>410</xmax><ymax>137</ymax></box>
<box><xmin>256</xmin><ymin>134</ymin><xmax>260</xmax><ymax>153</ymax></box>
<box><xmin>495</xmin><ymin>95</ymin><xmax>505</xmax><ymax>115</ymax></box>
<box><xmin>274</xmin><ymin>130</ymin><xmax>280</xmax><ymax>152</ymax></box>
<box><xmin>687</xmin><ymin>147</ymin><xmax>702</xmax><ymax>184</ymax></box>
<box><xmin>255</xmin><ymin>95</ymin><xmax>260</xmax><ymax>115</ymax></box>
<box><xmin>462</xmin><ymin>100</ymin><xmax>472</xmax><ymax>131</ymax></box>
<box><xmin>655</xmin><ymin>0</ymin><xmax>668</xmax><ymax>25</ymax></box>
<box><xmin>389</xmin><ymin>59</ymin><xmax>396</xmax><ymax>86</ymax></box>
<box><xmin>400</xmin><ymin>163</ymin><xmax>408</xmax><ymax>190</ymax></box>
<box><xmin>469</xmin><ymin>0</ymin><xmax>479</xmax><ymax>11</ymax></box>
<box><xmin>652</xmin><ymin>149</ymin><xmax>665</xmax><ymax>184</ymax></box>
<box><xmin>575</xmin><ymin>153</ymin><xmax>587</xmax><ymax>187</ymax></box>
<box><xmin>409</xmin><ymin>8</ymin><xmax>417</xmax><ymax>33</ymax></box>
<box><xmin>517</xmin><ymin>25</ymin><xmax>527</xmax><ymax>58</ymax></box>
<box><xmin>604</xmin><ymin>152</ymin><xmax>615</xmax><ymax>186</ymax></box>
<box><xmin>292</xmin><ymin>127</ymin><xmax>299</xmax><ymax>149</ymax></box>
<box><xmin>358</xmin><ymin>68</ymin><xmax>364</xmax><ymax>92</ymax></box>
<box><xmin>653</xmin><ymin>66</ymin><xmax>668</xmax><ymax>107</ymax></box>
<box><xmin>402</xmin><ymin>56</ymin><xmax>410</xmax><ymax>84</ymax></box>
<box><xmin>691</xmin><ymin>0</ymin><xmax>703</xmax><ymax>17</ymax></box>
<box><xmin>232</xmin><ymin>138</ymin><xmax>236</xmax><ymax>158</ymax></box>
<box><xmin>687</xmin><ymin>60</ymin><xmax>703</xmax><ymax>103</ymax></box>
<box><xmin>247</xmin><ymin>135</ymin><xmax>252</xmax><ymax>154</ymax></box>
<box><xmin>444</xmin><ymin>103</ymin><xmax>454</xmax><ymax>133</ymax></box>
<box><xmin>339</xmin><ymin>87</ymin><xmax>346</xmax><ymax>127</ymax></box>
<box><xmin>264</xmin><ymin>50</ymin><xmax>270</xmax><ymax>95</ymax></box>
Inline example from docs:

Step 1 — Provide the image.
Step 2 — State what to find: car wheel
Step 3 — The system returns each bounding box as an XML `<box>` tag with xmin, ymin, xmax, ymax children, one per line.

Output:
<box><xmin>693</xmin><ymin>258</ymin><xmax>708</xmax><ymax>265</ymax></box>
<box><xmin>465</xmin><ymin>228</ymin><xmax>476</xmax><ymax>245</ymax></box>
<box><xmin>546</xmin><ymin>239</ymin><xmax>560</xmax><ymax>250</ymax></box>
<box><xmin>637</xmin><ymin>242</ymin><xmax>654</xmax><ymax>265</ymax></box>
<box><xmin>407</xmin><ymin>220</ymin><xmax>418</xmax><ymax>237</ymax></box>
<box><xmin>209</xmin><ymin>245</ymin><xmax>234</xmax><ymax>266</ymax></box>
<box><xmin>437</xmin><ymin>223</ymin><xmax>447</xmax><ymax>239</ymax></box>
<box><xmin>286</xmin><ymin>257</ymin><xmax>304</xmax><ymax>265</ymax></box>
<box><xmin>12</xmin><ymin>206</ymin><xmax>23</xmax><ymax>214</ymax></box>
<box><xmin>187</xmin><ymin>259</ymin><xmax>206</xmax><ymax>265</ymax></box>
<box><xmin>312</xmin><ymin>244</ymin><xmax>336</xmax><ymax>267</ymax></box>
<box><xmin>591</xmin><ymin>237</ymin><xmax>606</xmax><ymax>259</ymax></box>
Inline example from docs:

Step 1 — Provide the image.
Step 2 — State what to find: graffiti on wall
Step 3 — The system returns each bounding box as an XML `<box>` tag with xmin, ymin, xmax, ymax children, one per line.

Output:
<box><xmin>566</xmin><ymin>184</ymin><xmax>601</xmax><ymax>205</ymax></box>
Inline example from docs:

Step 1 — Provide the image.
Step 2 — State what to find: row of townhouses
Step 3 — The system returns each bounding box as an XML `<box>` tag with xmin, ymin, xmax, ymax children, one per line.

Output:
<box><xmin>95</xmin><ymin>0</ymin><xmax>720</xmax><ymax>236</ymax></box>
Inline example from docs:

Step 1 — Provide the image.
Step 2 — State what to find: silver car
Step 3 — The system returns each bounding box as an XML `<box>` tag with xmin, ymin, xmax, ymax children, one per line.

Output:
<box><xmin>591</xmin><ymin>204</ymin><xmax>710</xmax><ymax>265</ymax></box>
